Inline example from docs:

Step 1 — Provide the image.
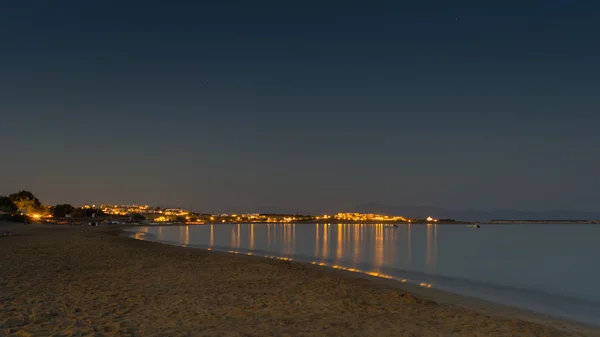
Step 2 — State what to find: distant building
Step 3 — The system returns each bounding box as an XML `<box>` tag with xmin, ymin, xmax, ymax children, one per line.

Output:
<box><xmin>164</xmin><ymin>208</ymin><xmax>189</xmax><ymax>216</ymax></box>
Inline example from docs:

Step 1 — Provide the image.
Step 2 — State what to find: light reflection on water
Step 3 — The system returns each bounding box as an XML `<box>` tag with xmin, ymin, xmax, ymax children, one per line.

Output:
<box><xmin>425</xmin><ymin>224</ymin><xmax>437</xmax><ymax>272</ymax></box>
<box><xmin>352</xmin><ymin>224</ymin><xmax>359</xmax><ymax>264</ymax></box>
<box><xmin>336</xmin><ymin>224</ymin><xmax>342</xmax><ymax>263</ymax></box>
<box><xmin>249</xmin><ymin>223</ymin><xmax>254</xmax><ymax>250</ymax></box>
<box><xmin>314</xmin><ymin>223</ymin><xmax>319</xmax><ymax>257</ymax></box>
<box><xmin>131</xmin><ymin>223</ymin><xmax>600</xmax><ymax>326</ymax></box>
<box><xmin>167</xmin><ymin>223</ymin><xmax>472</xmax><ymax>280</ymax></box>
<box><xmin>133</xmin><ymin>226</ymin><xmax>148</xmax><ymax>240</ymax></box>
<box><xmin>407</xmin><ymin>224</ymin><xmax>411</xmax><ymax>266</ymax></box>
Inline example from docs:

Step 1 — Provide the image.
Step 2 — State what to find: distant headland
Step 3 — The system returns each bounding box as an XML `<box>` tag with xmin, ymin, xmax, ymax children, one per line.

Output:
<box><xmin>487</xmin><ymin>219</ymin><xmax>600</xmax><ymax>224</ymax></box>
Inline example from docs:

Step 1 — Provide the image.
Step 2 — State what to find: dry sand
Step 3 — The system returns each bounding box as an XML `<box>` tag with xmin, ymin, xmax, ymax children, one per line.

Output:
<box><xmin>1</xmin><ymin>222</ymin><xmax>599</xmax><ymax>337</ymax></box>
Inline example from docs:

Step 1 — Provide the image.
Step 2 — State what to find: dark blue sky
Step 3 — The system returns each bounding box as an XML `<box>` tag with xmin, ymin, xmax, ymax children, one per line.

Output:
<box><xmin>1</xmin><ymin>1</ymin><xmax>599</xmax><ymax>213</ymax></box>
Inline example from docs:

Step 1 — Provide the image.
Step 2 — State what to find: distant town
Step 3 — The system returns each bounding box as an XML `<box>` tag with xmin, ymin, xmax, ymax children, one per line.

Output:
<box><xmin>94</xmin><ymin>204</ymin><xmax>451</xmax><ymax>224</ymax></box>
<box><xmin>20</xmin><ymin>202</ymin><xmax>453</xmax><ymax>225</ymax></box>
<box><xmin>2</xmin><ymin>190</ymin><xmax>599</xmax><ymax>225</ymax></box>
<box><xmin>1</xmin><ymin>190</ymin><xmax>457</xmax><ymax>225</ymax></box>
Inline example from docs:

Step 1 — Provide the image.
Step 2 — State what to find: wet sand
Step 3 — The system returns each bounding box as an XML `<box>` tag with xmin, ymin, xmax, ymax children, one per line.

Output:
<box><xmin>1</xmin><ymin>222</ymin><xmax>599</xmax><ymax>337</ymax></box>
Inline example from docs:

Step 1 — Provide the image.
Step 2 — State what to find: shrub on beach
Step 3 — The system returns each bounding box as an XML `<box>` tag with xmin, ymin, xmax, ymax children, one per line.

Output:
<box><xmin>0</xmin><ymin>196</ymin><xmax>18</xmax><ymax>214</ymax></box>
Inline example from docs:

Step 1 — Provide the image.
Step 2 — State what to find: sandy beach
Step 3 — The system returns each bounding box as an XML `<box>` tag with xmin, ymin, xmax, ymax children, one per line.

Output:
<box><xmin>1</xmin><ymin>222</ymin><xmax>599</xmax><ymax>337</ymax></box>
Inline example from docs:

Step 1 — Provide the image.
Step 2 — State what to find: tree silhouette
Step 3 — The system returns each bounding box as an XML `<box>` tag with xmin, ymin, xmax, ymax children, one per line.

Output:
<box><xmin>8</xmin><ymin>190</ymin><xmax>44</xmax><ymax>215</ymax></box>
<box><xmin>53</xmin><ymin>204</ymin><xmax>75</xmax><ymax>218</ymax></box>
<box><xmin>0</xmin><ymin>196</ymin><xmax>17</xmax><ymax>214</ymax></box>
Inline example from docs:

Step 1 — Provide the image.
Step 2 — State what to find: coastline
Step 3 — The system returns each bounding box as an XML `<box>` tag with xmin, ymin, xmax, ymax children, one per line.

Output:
<box><xmin>122</xmin><ymin>226</ymin><xmax>600</xmax><ymax>330</ymax></box>
<box><xmin>2</xmin><ymin>222</ymin><xmax>599</xmax><ymax>336</ymax></box>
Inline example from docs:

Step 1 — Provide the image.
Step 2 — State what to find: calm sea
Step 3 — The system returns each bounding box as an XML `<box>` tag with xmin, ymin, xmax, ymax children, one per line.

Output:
<box><xmin>126</xmin><ymin>223</ymin><xmax>600</xmax><ymax>326</ymax></box>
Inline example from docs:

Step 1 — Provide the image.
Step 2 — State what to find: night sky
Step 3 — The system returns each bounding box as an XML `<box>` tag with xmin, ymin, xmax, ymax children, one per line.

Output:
<box><xmin>1</xmin><ymin>1</ymin><xmax>599</xmax><ymax>213</ymax></box>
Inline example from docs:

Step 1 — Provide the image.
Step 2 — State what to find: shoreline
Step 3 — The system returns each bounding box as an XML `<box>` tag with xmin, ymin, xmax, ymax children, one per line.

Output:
<box><xmin>2</xmin><ymin>222</ymin><xmax>599</xmax><ymax>336</ymax></box>
<box><xmin>121</xmin><ymin>226</ymin><xmax>599</xmax><ymax>331</ymax></box>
